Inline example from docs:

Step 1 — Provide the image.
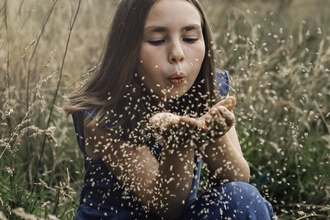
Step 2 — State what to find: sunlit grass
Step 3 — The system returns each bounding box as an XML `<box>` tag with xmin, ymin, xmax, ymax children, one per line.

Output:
<box><xmin>1</xmin><ymin>0</ymin><xmax>329</xmax><ymax>219</ymax></box>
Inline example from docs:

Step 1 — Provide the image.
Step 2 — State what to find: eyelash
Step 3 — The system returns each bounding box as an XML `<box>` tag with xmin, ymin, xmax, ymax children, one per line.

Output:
<box><xmin>148</xmin><ymin>38</ymin><xmax>198</xmax><ymax>46</ymax></box>
<box><xmin>183</xmin><ymin>38</ymin><xmax>198</xmax><ymax>43</ymax></box>
<box><xmin>148</xmin><ymin>40</ymin><xmax>165</xmax><ymax>46</ymax></box>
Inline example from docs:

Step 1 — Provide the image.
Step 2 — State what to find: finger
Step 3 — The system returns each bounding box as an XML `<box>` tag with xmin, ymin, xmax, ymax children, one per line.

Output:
<box><xmin>149</xmin><ymin>113</ymin><xmax>165</xmax><ymax>125</ymax></box>
<box><xmin>149</xmin><ymin>113</ymin><xmax>180</xmax><ymax>128</ymax></box>
<box><xmin>223</xmin><ymin>96</ymin><xmax>236</xmax><ymax>111</ymax></box>
<box><xmin>214</xmin><ymin>96</ymin><xmax>236</xmax><ymax>111</ymax></box>
<box><xmin>209</xmin><ymin>106</ymin><xmax>233</xmax><ymax>128</ymax></box>
<box><xmin>180</xmin><ymin>116</ymin><xmax>198</xmax><ymax>128</ymax></box>
<box><xmin>204</xmin><ymin>113</ymin><xmax>213</xmax><ymax>129</ymax></box>
<box><xmin>218</xmin><ymin>106</ymin><xmax>236</xmax><ymax>127</ymax></box>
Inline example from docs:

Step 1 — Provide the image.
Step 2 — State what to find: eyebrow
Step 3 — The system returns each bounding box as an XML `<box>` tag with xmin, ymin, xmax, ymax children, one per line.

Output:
<box><xmin>144</xmin><ymin>24</ymin><xmax>202</xmax><ymax>33</ymax></box>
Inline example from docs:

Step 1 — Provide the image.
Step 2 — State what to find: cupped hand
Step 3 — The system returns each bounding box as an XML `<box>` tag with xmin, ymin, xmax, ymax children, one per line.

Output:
<box><xmin>198</xmin><ymin>96</ymin><xmax>236</xmax><ymax>139</ymax></box>
<box><xmin>149</xmin><ymin>96</ymin><xmax>236</xmax><ymax>143</ymax></box>
<box><xmin>149</xmin><ymin>113</ymin><xmax>200</xmax><ymax>143</ymax></box>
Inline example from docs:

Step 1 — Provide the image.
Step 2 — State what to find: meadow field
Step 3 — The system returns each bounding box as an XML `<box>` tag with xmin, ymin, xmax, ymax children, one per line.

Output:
<box><xmin>0</xmin><ymin>0</ymin><xmax>329</xmax><ymax>219</ymax></box>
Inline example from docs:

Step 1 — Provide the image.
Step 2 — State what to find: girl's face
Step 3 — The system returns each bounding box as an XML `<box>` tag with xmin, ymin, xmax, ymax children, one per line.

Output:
<box><xmin>136</xmin><ymin>0</ymin><xmax>205</xmax><ymax>100</ymax></box>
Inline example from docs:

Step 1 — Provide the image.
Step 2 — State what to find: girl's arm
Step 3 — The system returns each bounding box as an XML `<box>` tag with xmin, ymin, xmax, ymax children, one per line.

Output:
<box><xmin>199</xmin><ymin>127</ymin><xmax>250</xmax><ymax>185</ymax></box>
<box><xmin>196</xmin><ymin>96</ymin><xmax>250</xmax><ymax>185</ymax></box>
<box><xmin>84</xmin><ymin>118</ymin><xmax>195</xmax><ymax>220</ymax></box>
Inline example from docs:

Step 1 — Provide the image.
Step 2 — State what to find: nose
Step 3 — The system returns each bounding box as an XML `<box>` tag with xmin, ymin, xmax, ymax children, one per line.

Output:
<box><xmin>168</xmin><ymin>41</ymin><xmax>185</xmax><ymax>64</ymax></box>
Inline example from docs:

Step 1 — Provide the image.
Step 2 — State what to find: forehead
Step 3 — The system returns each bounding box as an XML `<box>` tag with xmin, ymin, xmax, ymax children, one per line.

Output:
<box><xmin>145</xmin><ymin>0</ymin><xmax>202</xmax><ymax>28</ymax></box>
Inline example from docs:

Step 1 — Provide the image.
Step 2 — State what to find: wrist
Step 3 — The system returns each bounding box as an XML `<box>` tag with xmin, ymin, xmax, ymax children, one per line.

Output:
<box><xmin>199</xmin><ymin>134</ymin><xmax>210</xmax><ymax>143</ymax></box>
<box><xmin>194</xmin><ymin>131</ymin><xmax>210</xmax><ymax>148</ymax></box>
<box><xmin>196</xmin><ymin>131</ymin><xmax>230</xmax><ymax>148</ymax></box>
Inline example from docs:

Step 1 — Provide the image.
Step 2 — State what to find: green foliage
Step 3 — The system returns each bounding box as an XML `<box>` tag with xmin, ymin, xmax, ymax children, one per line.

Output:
<box><xmin>0</xmin><ymin>0</ymin><xmax>329</xmax><ymax>219</ymax></box>
<box><xmin>204</xmin><ymin>0</ymin><xmax>330</xmax><ymax>218</ymax></box>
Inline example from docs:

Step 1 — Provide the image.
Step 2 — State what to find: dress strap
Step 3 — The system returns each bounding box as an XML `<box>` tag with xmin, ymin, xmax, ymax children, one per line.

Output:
<box><xmin>216</xmin><ymin>70</ymin><xmax>230</xmax><ymax>99</ymax></box>
<box><xmin>72</xmin><ymin>112</ymin><xmax>88</xmax><ymax>157</ymax></box>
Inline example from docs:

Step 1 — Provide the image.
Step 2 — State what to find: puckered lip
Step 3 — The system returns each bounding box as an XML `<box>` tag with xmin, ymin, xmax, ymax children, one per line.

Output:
<box><xmin>168</xmin><ymin>71</ymin><xmax>186</xmax><ymax>79</ymax></box>
<box><xmin>168</xmin><ymin>72</ymin><xmax>186</xmax><ymax>85</ymax></box>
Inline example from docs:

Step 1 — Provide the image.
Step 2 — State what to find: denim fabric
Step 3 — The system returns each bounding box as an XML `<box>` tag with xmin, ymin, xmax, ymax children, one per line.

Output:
<box><xmin>75</xmin><ymin>203</ymin><xmax>160</xmax><ymax>220</ymax></box>
<box><xmin>182</xmin><ymin>182</ymin><xmax>274</xmax><ymax>220</ymax></box>
<box><xmin>74</xmin><ymin>182</ymin><xmax>274</xmax><ymax>220</ymax></box>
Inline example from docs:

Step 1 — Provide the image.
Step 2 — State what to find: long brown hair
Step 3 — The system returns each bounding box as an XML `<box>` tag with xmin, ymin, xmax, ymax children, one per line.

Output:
<box><xmin>64</xmin><ymin>0</ymin><xmax>220</xmax><ymax>142</ymax></box>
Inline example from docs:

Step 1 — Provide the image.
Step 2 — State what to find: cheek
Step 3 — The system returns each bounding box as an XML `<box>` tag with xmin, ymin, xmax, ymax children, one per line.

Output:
<box><xmin>138</xmin><ymin>51</ymin><xmax>161</xmax><ymax>73</ymax></box>
<box><xmin>194</xmin><ymin>50</ymin><xmax>205</xmax><ymax>70</ymax></box>
<box><xmin>137</xmin><ymin>63</ymin><xmax>162</xmax><ymax>89</ymax></box>
<box><xmin>139</xmin><ymin>45</ymin><xmax>160</xmax><ymax>62</ymax></box>
<box><xmin>199</xmin><ymin>45</ymin><xmax>206</xmax><ymax>61</ymax></box>
<box><xmin>192</xmin><ymin>44</ymin><xmax>205</xmax><ymax>64</ymax></box>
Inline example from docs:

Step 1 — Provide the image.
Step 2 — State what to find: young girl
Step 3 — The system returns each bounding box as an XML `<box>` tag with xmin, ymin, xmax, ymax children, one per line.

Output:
<box><xmin>65</xmin><ymin>0</ymin><xmax>274</xmax><ymax>219</ymax></box>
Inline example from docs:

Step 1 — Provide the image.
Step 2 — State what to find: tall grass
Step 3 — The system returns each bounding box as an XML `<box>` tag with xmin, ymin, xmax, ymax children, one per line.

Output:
<box><xmin>0</xmin><ymin>0</ymin><xmax>329</xmax><ymax>219</ymax></box>
<box><xmin>206</xmin><ymin>1</ymin><xmax>330</xmax><ymax>219</ymax></box>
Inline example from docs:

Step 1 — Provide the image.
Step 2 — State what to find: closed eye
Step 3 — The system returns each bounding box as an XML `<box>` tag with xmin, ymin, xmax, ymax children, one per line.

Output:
<box><xmin>148</xmin><ymin>40</ymin><xmax>165</xmax><ymax>46</ymax></box>
<box><xmin>183</xmin><ymin>38</ymin><xmax>198</xmax><ymax>44</ymax></box>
